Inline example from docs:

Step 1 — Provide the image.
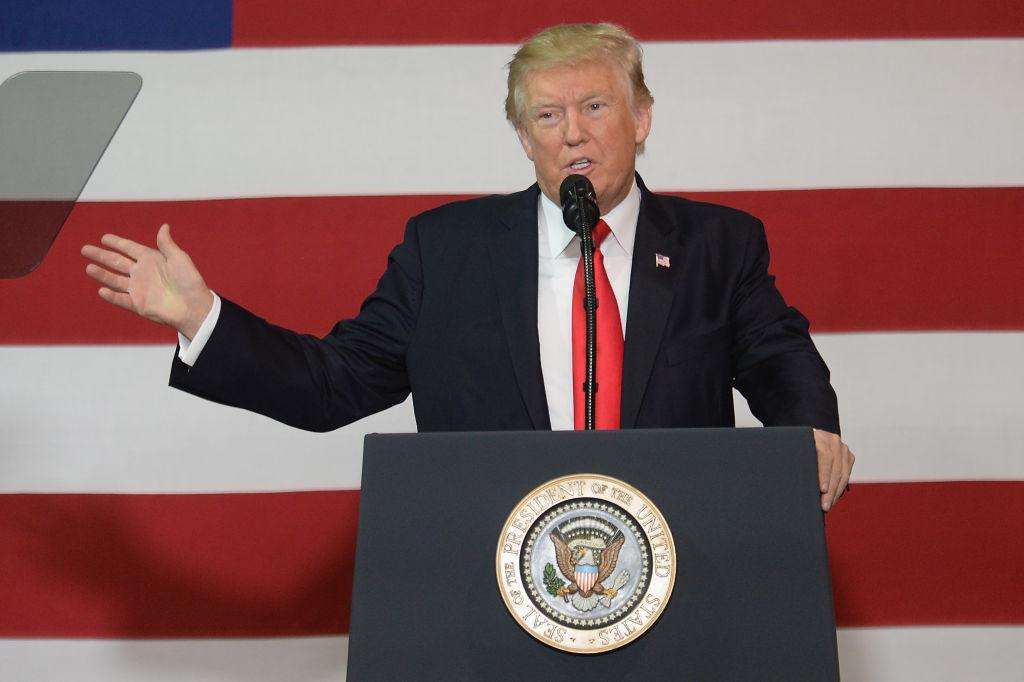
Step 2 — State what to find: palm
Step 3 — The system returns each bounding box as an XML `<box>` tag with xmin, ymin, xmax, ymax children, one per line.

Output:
<box><xmin>82</xmin><ymin>224</ymin><xmax>213</xmax><ymax>337</ymax></box>
<box><xmin>129</xmin><ymin>247</ymin><xmax>197</xmax><ymax>324</ymax></box>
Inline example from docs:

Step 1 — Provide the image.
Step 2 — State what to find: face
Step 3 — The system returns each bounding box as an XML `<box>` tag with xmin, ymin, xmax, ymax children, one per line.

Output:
<box><xmin>516</xmin><ymin>60</ymin><xmax>652</xmax><ymax>216</ymax></box>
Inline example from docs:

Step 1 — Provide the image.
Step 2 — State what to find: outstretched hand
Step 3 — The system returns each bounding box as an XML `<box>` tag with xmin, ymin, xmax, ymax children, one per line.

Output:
<box><xmin>81</xmin><ymin>224</ymin><xmax>214</xmax><ymax>339</ymax></box>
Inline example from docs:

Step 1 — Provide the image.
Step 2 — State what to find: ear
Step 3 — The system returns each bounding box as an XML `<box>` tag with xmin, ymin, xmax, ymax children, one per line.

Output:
<box><xmin>515</xmin><ymin>125</ymin><xmax>535</xmax><ymax>162</ymax></box>
<box><xmin>633</xmin><ymin>104</ymin><xmax>652</xmax><ymax>146</ymax></box>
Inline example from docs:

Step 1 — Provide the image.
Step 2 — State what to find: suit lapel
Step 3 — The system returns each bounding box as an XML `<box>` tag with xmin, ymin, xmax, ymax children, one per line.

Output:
<box><xmin>621</xmin><ymin>183</ymin><xmax>679</xmax><ymax>428</ymax></box>
<box><xmin>489</xmin><ymin>186</ymin><xmax>551</xmax><ymax>430</ymax></box>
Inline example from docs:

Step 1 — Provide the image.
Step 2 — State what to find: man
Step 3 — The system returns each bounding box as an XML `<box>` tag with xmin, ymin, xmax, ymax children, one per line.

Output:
<box><xmin>81</xmin><ymin>23</ymin><xmax>853</xmax><ymax>510</ymax></box>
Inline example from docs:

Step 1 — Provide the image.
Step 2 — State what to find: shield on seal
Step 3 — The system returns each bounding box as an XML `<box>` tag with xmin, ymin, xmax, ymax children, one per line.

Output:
<box><xmin>575</xmin><ymin>564</ymin><xmax>599</xmax><ymax>593</ymax></box>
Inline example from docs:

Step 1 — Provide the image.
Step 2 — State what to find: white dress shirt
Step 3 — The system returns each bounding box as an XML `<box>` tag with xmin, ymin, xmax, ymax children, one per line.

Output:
<box><xmin>177</xmin><ymin>290</ymin><xmax>220</xmax><ymax>367</ymax></box>
<box><xmin>537</xmin><ymin>180</ymin><xmax>639</xmax><ymax>430</ymax></box>
<box><xmin>179</xmin><ymin>180</ymin><xmax>642</xmax><ymax>431</ymax></box>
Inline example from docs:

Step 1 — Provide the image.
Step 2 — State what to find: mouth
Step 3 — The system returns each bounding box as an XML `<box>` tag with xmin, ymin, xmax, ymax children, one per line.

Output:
<box><xmin>567</xmin><ymin>158</ymin><xmax>592</xmax><ymax>172</ymax></box>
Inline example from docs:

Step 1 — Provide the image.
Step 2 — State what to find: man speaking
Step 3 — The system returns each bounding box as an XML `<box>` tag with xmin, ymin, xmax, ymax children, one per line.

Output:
<box><xmin>81</xmin><ymin>23</ymin><xmax>854</xmax><ymax>511</ymax></box>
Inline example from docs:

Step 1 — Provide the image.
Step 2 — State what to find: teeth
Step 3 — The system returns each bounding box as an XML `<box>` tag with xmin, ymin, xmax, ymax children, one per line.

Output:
<box><xmin>570</xmin><ymin>159</ymin><xmax>591</xmax><ymax>170</ymax></box>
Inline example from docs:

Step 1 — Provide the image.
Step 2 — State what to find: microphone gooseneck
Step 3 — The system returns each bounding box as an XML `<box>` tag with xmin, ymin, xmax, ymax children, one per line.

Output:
<box><xmin>559</xmin><ymin>174</ymin><xmax>599</xmax><ymax>430</ymax></box>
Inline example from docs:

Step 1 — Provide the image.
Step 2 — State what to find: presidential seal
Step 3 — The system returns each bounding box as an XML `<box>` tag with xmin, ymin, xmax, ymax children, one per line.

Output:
<box><xmin>496</xmin><ymin>474</ymin><xmax>675</xmax><ymax>654</ymax></box>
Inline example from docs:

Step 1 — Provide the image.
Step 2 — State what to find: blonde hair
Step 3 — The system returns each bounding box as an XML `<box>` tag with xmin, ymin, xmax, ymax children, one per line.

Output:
<box><xmin>505</xmin><ymin>23</ymin><xmax>653</xmax><ymax>129</ymax></box>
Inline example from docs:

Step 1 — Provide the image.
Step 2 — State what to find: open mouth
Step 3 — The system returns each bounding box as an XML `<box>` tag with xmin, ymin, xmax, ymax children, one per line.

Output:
<box><xmin>569</xmin><ymin>158</ymin><xmax>592</xmax><ymax>171</ymax></box>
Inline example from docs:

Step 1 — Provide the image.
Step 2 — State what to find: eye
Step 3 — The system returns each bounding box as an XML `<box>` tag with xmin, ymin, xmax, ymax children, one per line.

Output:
<box><xmin>588</xmin><ymin>102</ymin><xmax>604</xmax><ymax>111</ymax></box>
<box><xmin>535</xmin><ymin>110</ymin><xmax>560</xmax><ymax>126</ymax></box>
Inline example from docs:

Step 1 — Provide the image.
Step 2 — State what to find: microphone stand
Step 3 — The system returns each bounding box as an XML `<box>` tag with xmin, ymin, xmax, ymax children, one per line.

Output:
<box><xmin>576</xmin><ymin>203</ymin><xmax>598</xmax><ymax>431</ymax></box>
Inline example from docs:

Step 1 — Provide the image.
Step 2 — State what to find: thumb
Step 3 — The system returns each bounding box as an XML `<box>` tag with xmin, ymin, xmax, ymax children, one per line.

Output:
<box><xmin>155</xmin><ymin>223</ymin><xmax>180</xmax><ymax>257</ymax></box>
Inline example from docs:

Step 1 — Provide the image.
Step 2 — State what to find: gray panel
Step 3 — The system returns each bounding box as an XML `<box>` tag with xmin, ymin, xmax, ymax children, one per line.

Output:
<box><xmin>0</xmin><ymin>71</ymin><xmax>140</xmax><ymax>277</ymax></box>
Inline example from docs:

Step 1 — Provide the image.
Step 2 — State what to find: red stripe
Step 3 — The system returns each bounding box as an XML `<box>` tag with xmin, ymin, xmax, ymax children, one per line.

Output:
<box><xmin>0</xmin><ymin>491</ymin><xmax>359</xmax><ymax>638</ymax></box>
<box><xmin>0</xmin><ymin>482</ymin><xmax>1020</xmax><ymax>637</ymax></box>
<box><xmin>691</xmin><ymin>187</ymin><xmax>1024</xmax><ymax>333</ymax></box>
<box><xmin>827</xmin><ymin>481</ymin><xmax>1024</xmax><ymax>626</ymax></box>
<box><xmin>2</xmin><ymin>188</ymin><xmax>1021</xmax><ymax>344</ymax></box>
<box><xmin>232</xmin><ymin>1</ymin><xmax>1024</xmax><ymax>46</ymax></box>
<box><xmin>0</xmin><ymin>195</ymin><xmax>442</xmax><ymax>344</ymax></box>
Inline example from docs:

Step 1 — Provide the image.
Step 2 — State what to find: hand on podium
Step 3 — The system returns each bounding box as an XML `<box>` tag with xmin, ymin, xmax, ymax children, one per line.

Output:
<box><xmin>81</xmin><ymin>224</ymin><xmax>213</xmax><ymax>340</ymax></box>
<box><xmin>814</xmin><ymin>429</ymin><xmax>855</xmax><ymax>512</ymax></box>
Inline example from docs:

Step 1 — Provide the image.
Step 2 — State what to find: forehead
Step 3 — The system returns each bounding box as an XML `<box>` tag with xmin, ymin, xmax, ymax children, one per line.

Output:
<box><xmin>522</xmin><ymin>60</ymin><xmax>629</xmax><ymax>105</ymax></box>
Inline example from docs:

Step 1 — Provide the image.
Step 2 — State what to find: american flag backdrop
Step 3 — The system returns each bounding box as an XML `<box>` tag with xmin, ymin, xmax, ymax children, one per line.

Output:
<box><xmin>1</xmin><ymin>1</ymin><xmax>1023</xmax><ymax>680</ymax></box>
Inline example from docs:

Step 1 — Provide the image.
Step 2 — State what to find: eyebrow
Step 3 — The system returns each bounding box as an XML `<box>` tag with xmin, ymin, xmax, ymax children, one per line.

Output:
<box><xmin>528</xmin><ymin>91</ymin><xmax>614</xmax><ymax>111</ymax></box>
<box><xmin>528</xmin><ymin>101</ymin><xmax>560</xmax><ymax>111</ymax></box>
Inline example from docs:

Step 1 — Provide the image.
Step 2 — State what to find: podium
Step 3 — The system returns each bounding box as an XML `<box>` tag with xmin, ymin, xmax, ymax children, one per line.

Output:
<box><xmin>348</xmin><ymin>427</ymin><xmax>839</xmax><ymax>681</ymax></box>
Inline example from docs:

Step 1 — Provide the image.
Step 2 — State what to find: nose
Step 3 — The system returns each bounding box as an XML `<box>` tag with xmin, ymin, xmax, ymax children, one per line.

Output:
<box><xmin>563</xmin><ymin>110</ymin><xmax>587</xmax><ymax>146</ymax></box>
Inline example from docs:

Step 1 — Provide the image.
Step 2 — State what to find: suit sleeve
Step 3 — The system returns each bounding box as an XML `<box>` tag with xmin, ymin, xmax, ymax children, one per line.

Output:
<box><xmin>168</xmin><ymin>217</ymin><xmax>424</xmax><ymax>432</ymax></box>
<box><xmin>730</xmin><ymin>218</ymin><xmax>841</xmax><ymax>434</ymax></box>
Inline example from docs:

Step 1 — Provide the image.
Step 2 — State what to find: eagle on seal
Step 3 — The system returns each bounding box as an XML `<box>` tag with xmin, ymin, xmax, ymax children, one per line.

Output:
<box><xmin>550</xmin><ymin>527</ymin><xmax>625</xmax><ymax>603</ymax></box>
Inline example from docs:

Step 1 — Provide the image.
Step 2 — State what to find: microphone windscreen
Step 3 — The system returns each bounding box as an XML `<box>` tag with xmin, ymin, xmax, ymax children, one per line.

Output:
<box><xmin>559</xmin><ymin>174</ymin><xmax>592</xmax><ymax>207</ymax></box>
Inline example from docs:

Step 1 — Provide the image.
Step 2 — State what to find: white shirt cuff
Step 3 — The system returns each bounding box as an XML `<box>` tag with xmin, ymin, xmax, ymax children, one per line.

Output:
<box><xmin>177</xmin><ymin>292</ymin><xmax>222</xmax><ymax>367</ymax></box>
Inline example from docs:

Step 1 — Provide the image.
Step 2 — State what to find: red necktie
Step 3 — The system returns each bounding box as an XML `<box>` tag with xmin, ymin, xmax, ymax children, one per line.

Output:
<box><xmin>573</xmin><ymin>219</ymin><xmax>623</xmax><ymax>429</ymax></box>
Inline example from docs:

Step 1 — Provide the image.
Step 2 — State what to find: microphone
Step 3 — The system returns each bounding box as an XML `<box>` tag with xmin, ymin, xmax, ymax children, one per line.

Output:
<box><xmin>559</xmin><ymin>174</ymin><xmax>599</xmax><ymax>237</ymax></box>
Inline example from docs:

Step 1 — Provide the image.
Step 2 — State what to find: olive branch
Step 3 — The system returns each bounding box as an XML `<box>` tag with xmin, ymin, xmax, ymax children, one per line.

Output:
<box><xmin>543</xmin><ymin>562</ymin><xmax>565</xmax><ymax>596</ymax></box>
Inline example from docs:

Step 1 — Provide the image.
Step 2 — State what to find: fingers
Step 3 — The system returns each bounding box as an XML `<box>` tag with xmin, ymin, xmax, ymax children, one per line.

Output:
<box><xmin>97</xmin><ymin>287</ymin><xmax>135</xmax><ymax>312</ymax></box>
<box><xmin>816</xmin><ymin>432</ymin><xmax>855</xmax><ymax>512</ymax></box>
<box><xmin>99</xmin><ymin>233</ymin><xmax>148</xmax><ymax>260</ymax></box>
<box><xmin>85</xmin><ymin>263</ymin><xmax>130</xmax><ymax>293</ymax></box>
<box><xmin>825</xmin><ymin>446</ymin><xmax>845</xmax><ymax>511</ymax></box>
<box><xmin>81</xmin><ymin>244</ymin><xmax>135</xmax><ymax>275</ymax></box>
<box><xmin>814</xmin><ymin>429</ymin><xmax>833</xmax><ymax>494</ymax></box>
<box><xmin>837</xmin><ymin>448</ymin><xmax>855</xmax><ymax>499</ymax></box>
<box><xmin>818</xmin><ymin>454</ymin><xmax>832</xmax><ymax>494</ymax></box>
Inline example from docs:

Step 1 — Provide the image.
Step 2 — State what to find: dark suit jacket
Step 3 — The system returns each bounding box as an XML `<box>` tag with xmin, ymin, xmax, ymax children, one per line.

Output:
<box><xmin>170</xmin><ymin>176</ymin><xmax>840</xmax><ymax>434</ymax></box>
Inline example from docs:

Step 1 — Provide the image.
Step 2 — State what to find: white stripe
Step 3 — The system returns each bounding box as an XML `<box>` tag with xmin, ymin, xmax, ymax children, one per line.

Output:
<box><xmin>1</xmin><ymin>332</ymin><xmax>1020</xmax><ymax>493</ymax></box>
<box><xmin>837</xmin><ymin>626</ymin><xmax>1024</xmax><ymax>681</ymax></box>
<box><xmin>0</xmin><ymin>345</ymin><xmax>411</xmax><ymax>493</ymax></box>
<box><xmin>734</xmin><ymin>332</ymin><xmax>1024</xmax><ymax>482</ymax></box>
<box><xmin>0</xmin><ymin>636</ymin><xmax>348</xmax><ymax>682</ymax></box>
<box><xmin>1</xmin><ymin>628</ymin><xmax>1021</xmax><ymax>680</ymax></box>
<box><xmin>1</xmin><ymin>40</ymin><xmax>1021</xmax><ymax>200</ymax></box>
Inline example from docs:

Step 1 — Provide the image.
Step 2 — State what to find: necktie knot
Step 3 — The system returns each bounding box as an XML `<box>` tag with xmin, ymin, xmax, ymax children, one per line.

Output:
<box><xmin>592</xmin><ymin>219</ymin><xmax>611</xmax><ymax>248</ymax></box>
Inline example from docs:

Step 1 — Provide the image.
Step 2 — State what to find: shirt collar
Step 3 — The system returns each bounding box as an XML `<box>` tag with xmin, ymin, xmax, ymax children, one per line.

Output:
<box><xmin>538</xmin><ymin>179</ymin><xmax>640</xmax><ymax>258</ymax></box>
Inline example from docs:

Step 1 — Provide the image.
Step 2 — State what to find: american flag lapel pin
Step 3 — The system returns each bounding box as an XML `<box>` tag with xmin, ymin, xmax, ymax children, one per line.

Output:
<box><xmin>655</xmin><ymin>253</ymin><xmax>671</xmax><ymax>268</ymax></box>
